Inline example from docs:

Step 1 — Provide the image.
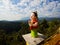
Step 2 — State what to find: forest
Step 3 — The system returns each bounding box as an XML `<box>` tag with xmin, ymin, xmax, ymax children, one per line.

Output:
<box><xmin>0</xmin><ymin>18</ymin><xmax>60</xmax><ymax>45</ymax></box>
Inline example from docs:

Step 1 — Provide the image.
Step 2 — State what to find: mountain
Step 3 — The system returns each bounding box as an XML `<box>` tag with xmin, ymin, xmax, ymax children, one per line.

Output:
<box><xmin>0</xmin><ymin>17</ymin><xmax>60</xmax><ymax>33</ymax></box>
<box><xmin>0</xmin><ymin>21</ymin><xmax>21</xmax><ymax>33</ymax></box>
<box><xmin>39</xmin><ymin>17</ymin><xmax>60</xmax><ymax>21</ymax></box>
<box><xmin>21</xmin><ymin>17</ymin><xmax>60</xmax><ymax>21</ymax></box>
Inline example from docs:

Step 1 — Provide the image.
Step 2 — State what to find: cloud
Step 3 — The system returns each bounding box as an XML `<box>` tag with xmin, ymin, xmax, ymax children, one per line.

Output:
<box><xmin>0</xmin><ymin>0</ymin><xmax>60</xmax><ymax>21</ymax></box>
<box><xmin>10</xmin><ymin>0</ymin><xmax>20</xmax><ymax>5</ymax></box>
<box><xmin>37</xmin><ymin>1</ymin><xmax>60</xmax><ymax>17</ymax></box>
<box><xmin>11</xmin><ymin>0</ymin><xmax>60</xmax><ymax>17</ymax></box>
<box><xmin>0</xmin><ymin>0</ymin><xmax>23</xmax><ymax>21</ymax></box>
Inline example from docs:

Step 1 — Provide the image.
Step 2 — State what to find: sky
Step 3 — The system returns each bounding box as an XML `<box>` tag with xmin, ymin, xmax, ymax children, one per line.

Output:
<box><xmin>0</xmin><ymin>0</ymin><xmax>60</xmax><ymax>21</ymax></box>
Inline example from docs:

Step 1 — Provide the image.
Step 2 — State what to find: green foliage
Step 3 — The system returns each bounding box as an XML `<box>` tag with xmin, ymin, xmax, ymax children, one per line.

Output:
<box><xmin>0</xmin><ymin>19</ymin><xmax>60</xmax><ymax>45</ymax></box>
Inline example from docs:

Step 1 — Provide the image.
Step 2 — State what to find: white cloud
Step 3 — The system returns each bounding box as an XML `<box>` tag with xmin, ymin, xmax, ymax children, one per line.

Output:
<box><xmin>0</xmin><ymin>0</ymin><xmax>60</xmax><ymax>21</ymax></box>
<box><xmin>0</xmin><ymin>0</ymin><xmax>23</xmax><ymax>21</ymax></box>
<box><xmin>37</xmin><ymin>1</ymin><xmax>60</xmax><ymax>17</ymax></box>
<box><xmin>29</xmin><ymin>0</ymin><xmax>40</xmax><ymax>7</ymax></box>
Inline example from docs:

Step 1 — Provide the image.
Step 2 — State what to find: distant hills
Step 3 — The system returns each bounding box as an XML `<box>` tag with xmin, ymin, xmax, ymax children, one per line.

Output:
<box><xmin>0</xmin><ymin>17</ymin><xmax>60</xmax><ymax>33</ymax></box>
<box><xmin>21</xmin><ymin>17</ymin><xmax>60</xmax><ymax>21</ymax></box>
<box><xmin>0</xmin><ymin>21</ymin><xmax>21</xmax><ymax>33</ymax></box>
<box><xmin>39</xmin><ymin>17</ymin><xmax>60</xmax><ymax>21</ymax></box>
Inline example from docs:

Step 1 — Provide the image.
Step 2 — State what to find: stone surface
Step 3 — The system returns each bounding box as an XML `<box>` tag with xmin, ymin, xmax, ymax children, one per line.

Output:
<box><xmin>22</xmin><ymin>33</ymin><xmax>46</xmax><ymax>45</ymax></box>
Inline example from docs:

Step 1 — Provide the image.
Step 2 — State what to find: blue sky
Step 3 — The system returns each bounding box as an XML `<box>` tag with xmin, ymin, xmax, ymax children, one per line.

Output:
<box><xmin>0</xmin><ymin>0</ymin><xmax>60</xmax><ymax>21</ymax></box>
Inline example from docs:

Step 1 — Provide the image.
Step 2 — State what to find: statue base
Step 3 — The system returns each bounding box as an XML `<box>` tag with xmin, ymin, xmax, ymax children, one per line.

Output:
<box><xmin>22</xmin><ymin>33</ymin><xmax>46</xmax><ymax>45</ymax></box>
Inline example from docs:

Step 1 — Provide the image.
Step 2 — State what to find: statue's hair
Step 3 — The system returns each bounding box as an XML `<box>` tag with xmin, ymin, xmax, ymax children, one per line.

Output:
<box><xmin>32</xmin><ymin>11</ymin><xmax>38</xmax><ymax>19</ymax></box>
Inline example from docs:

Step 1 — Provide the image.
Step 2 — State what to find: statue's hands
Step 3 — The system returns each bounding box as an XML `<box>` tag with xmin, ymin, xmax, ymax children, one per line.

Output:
<box><xmin>28</xmin><ymin>20</ymin><xmax>33</xmax><ymax>26</ymax></box>
<box><xmin>33</xmin><ymin>22</ymin><xmax>38</xmax><ymax>26</ymax></box>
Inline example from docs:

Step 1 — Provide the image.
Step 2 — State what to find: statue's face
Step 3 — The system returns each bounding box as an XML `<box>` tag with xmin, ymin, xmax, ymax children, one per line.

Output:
<box><xmin>30</xmin><ymin>13</ymin><xmax>36</xmax><ymax>20</ymax></box>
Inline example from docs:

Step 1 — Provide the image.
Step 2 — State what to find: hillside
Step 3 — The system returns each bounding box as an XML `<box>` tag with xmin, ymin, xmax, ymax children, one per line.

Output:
<box><xmin>44</xmin><ymin>27</ymin><xmax>60</xmax><ymax>45</ymax></box>
<box><xmin>0</xmin><ymin>18</ymin><xmax>60</xmax><ymax>45</ymax></box>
